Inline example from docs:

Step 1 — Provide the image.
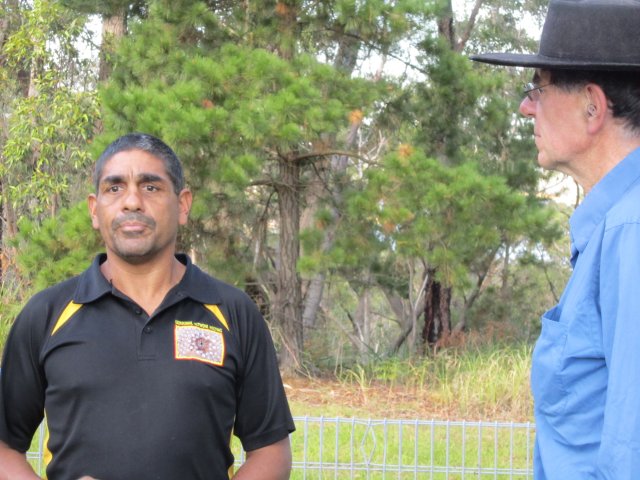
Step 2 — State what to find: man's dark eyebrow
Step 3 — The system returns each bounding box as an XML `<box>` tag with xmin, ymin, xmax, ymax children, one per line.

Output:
<box><xmin>137</xmin><ymin>173</ymin><xmax>165</xmax><ymax>184</ymax></box>
<box><xmin>100</xmin><ymin>174</ymin><xmax>125</xmax><ymax>186</ymax></box>
<box><xmin>100</xmin><ymin>173</ymin><xmax>167</xmax><ymax>186</ymax></box>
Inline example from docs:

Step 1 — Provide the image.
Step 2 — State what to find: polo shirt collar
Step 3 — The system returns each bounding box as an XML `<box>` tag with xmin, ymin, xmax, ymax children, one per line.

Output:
<box><xmin>569</xmin><ymin>147</ymin><xmax>640</xmax><ymax>266</ymax></box>
<box><xmin>173</xmin><ymin>253</ymin><xmax>223</xmax><ymax>305</ymax></box>
<box><xmin>74</xmin><ymin>253</ymin><xmax>223</xmax><ymax>305</ymax></box>
<box><xmin>74</xmin><ymin>254</ymin><xmax>112</xmax><ymax>303</ymax></box>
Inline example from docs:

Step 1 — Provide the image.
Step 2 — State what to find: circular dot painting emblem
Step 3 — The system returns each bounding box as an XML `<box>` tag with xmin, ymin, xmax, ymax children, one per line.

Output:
<box><xmin>175</xmin><ymin>324</ymin><xmax>225</xmax><ymax>366</ymax></box>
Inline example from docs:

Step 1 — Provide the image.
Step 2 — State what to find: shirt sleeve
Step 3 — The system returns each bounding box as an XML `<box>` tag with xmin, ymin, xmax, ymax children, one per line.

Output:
<box><xmin>0</xmin><ymin>294</ymin><xmax>49</xmax><ymax>452</ymax></box>
<box><xmin>598</xmin><ymin>221</ymin><xmax>640</xmax><ymax>476</ymax></box>
<box><xmin>228</xmin><ymin>294</ymin><xmax>295</xmax><ymax>451</ymax></box>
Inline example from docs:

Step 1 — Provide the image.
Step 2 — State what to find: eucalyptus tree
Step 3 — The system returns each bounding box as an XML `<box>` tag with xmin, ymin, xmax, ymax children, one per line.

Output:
<box><xmin>0</xmin><ymin>0</ymin><xmax>99</xmax><ymax>288</ymax></box>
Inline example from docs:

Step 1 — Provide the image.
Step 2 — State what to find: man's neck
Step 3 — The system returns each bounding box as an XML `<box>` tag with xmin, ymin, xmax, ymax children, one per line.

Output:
<box><xmin>568</xmin><ymin>130</ymin><xmax>640</xmax><ymax>195</ymax></box>
<box><xmin>100</xmin><ymin>252</ymin><xmax>186</xmax><ymax>316</ymax></box>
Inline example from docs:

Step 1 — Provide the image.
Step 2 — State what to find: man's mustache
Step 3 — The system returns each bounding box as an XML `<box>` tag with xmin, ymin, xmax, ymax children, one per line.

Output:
<box><xmin>112</xmin><ymin>213</ymin><xmax>156</xmax><ymax>229</ymax></box>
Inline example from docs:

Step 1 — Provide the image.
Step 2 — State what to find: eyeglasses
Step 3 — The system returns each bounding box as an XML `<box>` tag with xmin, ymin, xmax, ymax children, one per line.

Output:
<box><xmin>523</xmin><ymin>82</ymin><xmax>552</xmax><ymax>102</ymax></box>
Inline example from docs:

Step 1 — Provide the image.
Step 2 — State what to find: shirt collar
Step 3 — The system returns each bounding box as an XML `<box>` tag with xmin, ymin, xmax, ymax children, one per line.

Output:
<box><xmin>74</xmin><ymin>254</ymin><xmax>112</xmax><ymax>303</ymax></box>
<box><xmin>173</xmin><ymin>253</ymin><xmax>223</xmax><ymax>305</ymax></box>
<box><xmin>74</xmin><ymin>253</ymin><xmax>222</xmax><ymax>305</ymax></box>
<box><xmin>569</xmin><ymin>147</ymin><xmax>640</xmax><ymax>264</ymax></box>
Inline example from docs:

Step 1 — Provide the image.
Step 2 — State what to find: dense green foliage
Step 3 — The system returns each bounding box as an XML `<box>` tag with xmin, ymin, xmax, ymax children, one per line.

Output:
<box><xmin>0</xmin><ymin>202</ymin><xmax>102</xmax><ymax>348</ymax></box>
<box><xmin>1</xmin><ymin>0</ymin><xmax>98</xmax><ymax>216</ymax></box>
<box><xmin>12</xmin><ymin>201</ymin><xmax>102</xmax><ymax>291</ymax></box>
<box><xmin>1</xmin><ymin>0</ymin><xmax>571</xmax><ymax>372</ymax></box>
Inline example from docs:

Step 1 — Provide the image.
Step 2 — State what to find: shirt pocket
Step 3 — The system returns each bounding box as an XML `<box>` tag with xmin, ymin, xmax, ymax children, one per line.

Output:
<box><xmin>531</xmin><ymin>310</ymin><xmax>569</xmax><ymax>418</ymax></box>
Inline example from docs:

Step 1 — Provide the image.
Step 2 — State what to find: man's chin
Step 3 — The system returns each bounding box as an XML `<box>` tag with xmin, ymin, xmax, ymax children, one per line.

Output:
<box><xmin>108</xmin><ymin>238</ymin><xmax>175</xmax><ymax>265</ymax></box>
<box><xmin>121</xmin><ymin>254</ymin><xmax>152</xmax><ymax>265</ymax></box>
<box><xmin>112</xmin><ymin>248</ymin><xmax>157</xmax><ymax>265</ymax></box>
<box><xmin>536</xmin><ymin>153</ymin><xmax>552</xmax><ymax>171</ymax></box>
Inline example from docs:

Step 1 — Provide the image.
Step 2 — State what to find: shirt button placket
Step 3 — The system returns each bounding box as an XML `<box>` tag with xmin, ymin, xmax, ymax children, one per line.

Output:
<box><xmin>135</xmin><ymin>307</ymin><xmax>156</xmax><ymax>360</ymax></box>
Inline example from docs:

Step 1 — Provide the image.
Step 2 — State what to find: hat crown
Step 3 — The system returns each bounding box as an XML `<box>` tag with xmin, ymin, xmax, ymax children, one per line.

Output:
<box><xmin>470</xmin><ymin>0</ymin><xmax>640</xmax><ymax>70</ymax></box>
<box><xmin>539</xmin><ymin>0</ymin><xmax>640</xmax><ymax>66</ymax></box>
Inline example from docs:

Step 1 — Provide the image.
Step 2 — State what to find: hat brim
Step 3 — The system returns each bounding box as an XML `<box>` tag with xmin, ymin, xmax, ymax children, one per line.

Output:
<box><xmin>470</xmin><ymin>53</ymin><xmax>640</xmax><ymax>71</ymax></box>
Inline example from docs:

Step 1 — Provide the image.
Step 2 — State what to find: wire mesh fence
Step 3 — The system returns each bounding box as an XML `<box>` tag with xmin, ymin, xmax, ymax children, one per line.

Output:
<box><xmin>28</xmin><ymin>417</ymin><xmax>535</xmax><ymax>479</ymax></box>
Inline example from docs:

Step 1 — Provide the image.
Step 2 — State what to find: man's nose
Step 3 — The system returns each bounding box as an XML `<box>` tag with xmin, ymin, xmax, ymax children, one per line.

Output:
<box><xmin>123</xmin><ymin>187</ymin><xmax>143</xmax><ymax>210</ymax></box>
<box><xmin>519</xmin><ymin>96</ymin><xmax>536</xmax><ymax>117</ymax></box>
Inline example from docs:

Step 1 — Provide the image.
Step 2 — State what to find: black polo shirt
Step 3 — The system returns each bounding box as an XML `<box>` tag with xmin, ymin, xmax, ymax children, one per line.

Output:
<box><xmin>0</xmin><ymin>254</ymin><xmax>294</xmax><ymax>480</ymax></box>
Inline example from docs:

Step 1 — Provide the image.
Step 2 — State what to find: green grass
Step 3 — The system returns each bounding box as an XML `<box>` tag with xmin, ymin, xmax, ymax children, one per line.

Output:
<box><xmin>429</xmin><ymin>344</ymin><xmax>533</xmax><ymax>420</ymax></box>
<box><xmin>228</xmin><ymin>417</ymin><xmax>535</xmax><ymax>479</ymax></box>
<box><xmin>279</xmin><ymin>343</ymin><xmax>536</xmax><ymax>478</ymax></box>
<box><xmin>332</xmin><ymin>343</ymin><xmax>534</xmax><ymax>421</ymax></box>
<box><xmin>285</xmin><ymin>418</ymin><xmax>534</xmax><ymax>479</ymax></box>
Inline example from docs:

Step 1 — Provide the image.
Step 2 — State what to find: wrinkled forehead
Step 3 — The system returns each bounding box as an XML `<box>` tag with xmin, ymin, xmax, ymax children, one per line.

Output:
<box><xmin>98</xmin><ymin>150</ymin><xmax>170</xmax><ymax>182</ymax></box>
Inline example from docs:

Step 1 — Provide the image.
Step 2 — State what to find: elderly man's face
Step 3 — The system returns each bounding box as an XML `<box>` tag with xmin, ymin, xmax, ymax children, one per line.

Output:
<box><xmin>519</xmin><ymin>70</ymin><xmax>591</xmax><ymax>175</ymax></box>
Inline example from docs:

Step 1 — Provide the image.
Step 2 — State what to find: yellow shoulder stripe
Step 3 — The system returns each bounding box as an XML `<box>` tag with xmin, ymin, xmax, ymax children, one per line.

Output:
<box><xmin>51</xmin><ymin>301</ymin><xmax>83</xmax><ymax>336</ymax></box>
<box><xmin>204</xmin><ymin>304</ymin><xmax>230</xmax><ymax>331</ymax></box>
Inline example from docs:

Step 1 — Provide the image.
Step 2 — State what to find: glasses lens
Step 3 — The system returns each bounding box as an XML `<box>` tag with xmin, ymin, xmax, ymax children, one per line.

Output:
<box><xmin>524</xmin><ymin>83</ymin><xmax>539</xmax><ymax>101</ymax></box>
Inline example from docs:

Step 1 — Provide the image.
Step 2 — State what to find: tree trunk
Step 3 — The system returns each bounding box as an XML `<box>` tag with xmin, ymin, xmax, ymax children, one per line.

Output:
<box><xmin>300</xmin><ymin>27</ymin><xmax>362</xmax><ymax>331</ymax></box>
<box><xmin>388</xmin><ymin>291</ymin><xmax>413</xmax><ymax>354</ymax></box>
<box><xmin>274</xmin><ymin>156</ymin><xmax>303</xmax><ymax>375</ymax></box>
<box><xmin>389</xmin><ymin>264</ymin><xmax>429</xmax><ymax>354</ymax></box>
<box><xmin>0</xmin><ymin>0</ymin><xmax>23</xmax><ymax>287</ymax></box>
<box><xmin>268</xmin><ymin>2</ymin><xmax>303</xmax><ymax>376</ymax></box>
<box><xmin>99</xmin><ymin>6</ymin><xmax>126</xmax><ymax>81</ymax></box>
<box><xmin>334</xmin><ymin>24</ymin><xmax>361</xmax><ymax>74</ymax></box>
<box><xmin>300</xmin><ymin>121</ymin><xmax>360</xmax><ymax>331</ymax></box>
<box><xmin>453</xmin><ymin>247</ymin><xmax>499</xmax><ymax>333</ymax></box>
<box><xmin>0</xmin><ymin>181</ymin><xmax>19</xmax><ymax>289</ymax></box>
<box><xmin>299</xmin><ymin>155</ymin><xmax>342</xmax><ymax>330</ymax></box>
<box><xmin>353</xmin><ymin>287</ymin><xmax>371</xmax><ymax>357</ymax></box>
<box><xmin>437</xmin><ymin>0</ymin><xmax>456</xmax><ymax>49</ymax></box>
<box><xmin>302</xmin><ymin>271</ymin><xmax>326</xmax><ymax>329</ymax></box>
<box><xmin>350</xmin><ymin>289</ymin><xmax>365</xmax><ymax>345</ymax></box>
<box><xmin>422</xmin><ymin>268</ymin><xmax>452</xmax><ymax>350</ymax></box>
<box><xmin>436</xmin><ymin>0</ymin><xmax>484</xmax><ymax>52</ymax></box>
<box><xmin>299</xmin><ymin>154</ymin><xmax>331</xmax><ymax>331</ymax></box>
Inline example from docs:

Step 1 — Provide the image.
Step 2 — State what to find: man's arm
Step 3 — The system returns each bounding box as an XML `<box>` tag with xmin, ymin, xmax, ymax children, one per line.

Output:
<box><xmin>0</xmin><ymin>441</ymin><xmax>40</xmax><ymax>480</ymax></box>
<box><xmin>232</xmin><ymin>437</ymin><xmax>292</xmax><ymax>480</ymax></box>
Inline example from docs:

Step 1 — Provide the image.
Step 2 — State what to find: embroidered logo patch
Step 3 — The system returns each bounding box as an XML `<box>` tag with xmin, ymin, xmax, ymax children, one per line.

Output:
<box><xmin>174</xmin><ymin>320</ymin><xmax>225</xmax><ymax>366</ymax></box>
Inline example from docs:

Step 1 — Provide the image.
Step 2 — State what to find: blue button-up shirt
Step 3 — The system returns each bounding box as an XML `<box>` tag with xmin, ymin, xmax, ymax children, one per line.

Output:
<box><xmin>532</xmin><ymin>147</ymin><xmax>640</xmax><ymax>479</ymax></box>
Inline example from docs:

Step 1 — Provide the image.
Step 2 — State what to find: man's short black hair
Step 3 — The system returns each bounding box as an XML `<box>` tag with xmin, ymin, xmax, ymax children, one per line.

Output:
<box><xmin>94</xmin><ymin>133</ymin><xmax>185</xmax><ymax>195</ymax></box>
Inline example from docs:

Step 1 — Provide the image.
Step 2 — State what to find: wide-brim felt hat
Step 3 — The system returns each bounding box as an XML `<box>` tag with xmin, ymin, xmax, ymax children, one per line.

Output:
<box><xmin>471</xmin><ymin>0</ymin><xmax>640</xmax><ymax>71</ymax></box>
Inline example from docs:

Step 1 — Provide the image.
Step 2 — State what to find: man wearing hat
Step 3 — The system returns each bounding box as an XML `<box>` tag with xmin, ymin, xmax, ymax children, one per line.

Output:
<box><xmin>472</xmin><ymin>0</ymin><xmax>640</xmax><ymax>478</ymax></box>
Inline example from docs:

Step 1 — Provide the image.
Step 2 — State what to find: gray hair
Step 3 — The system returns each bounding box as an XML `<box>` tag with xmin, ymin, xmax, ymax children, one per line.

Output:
<box><xmin>549</xmin><ymin>70</ymin><xmax>640</xmax><ymax>135</ymax></box>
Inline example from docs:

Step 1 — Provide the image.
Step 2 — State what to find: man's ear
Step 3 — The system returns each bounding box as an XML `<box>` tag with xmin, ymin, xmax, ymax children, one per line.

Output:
<box><xmin>584</xmin><ymin>83</ymin><xmax>608</xmax><ymax>134</ymax></box>
<box><xmin>87</xmin><ymin>193</ymin><xmax>100</xmax><ymax>230</ymax></box>
<box><xmin>178</xmin><ymin>189</ymin><xmax>193</xmax><ymax>226</ymax></box>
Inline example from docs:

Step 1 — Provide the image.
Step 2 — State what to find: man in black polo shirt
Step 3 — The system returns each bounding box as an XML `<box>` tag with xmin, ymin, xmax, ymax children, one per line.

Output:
<box><xmin>0</xmin><ymin>133</ymin><xmax>295</xmax><ymax>480</ymax></box>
